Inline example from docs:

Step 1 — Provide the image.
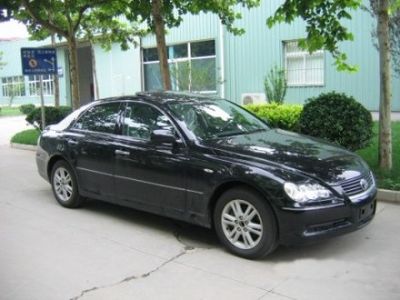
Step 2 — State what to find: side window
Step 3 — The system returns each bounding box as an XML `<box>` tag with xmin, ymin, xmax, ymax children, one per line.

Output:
<box><xmin>122</xmin><ymin>103</ymin><xmax>175</xmax><ymax>141</ymax></box>
<box><xmin>72</xmin><ymin>102</ymin><xmax>121</xmax><ymax>134</ymax></box>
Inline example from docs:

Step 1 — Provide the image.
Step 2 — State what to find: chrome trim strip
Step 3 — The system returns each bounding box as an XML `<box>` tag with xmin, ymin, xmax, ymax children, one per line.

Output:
<box><xmin>77</xmin><ymin>167</ymin><xmax>110</xmax><ymax>177</ymax></box>
<box><xmin>76</xmin><ymin>167</ymin><xmax>203</xmax><ymax>195</ymax></box>
<box><xmin>348</xmin><ymin>182</ymin><xmax>376</xmax><ymax>203</ymax></box>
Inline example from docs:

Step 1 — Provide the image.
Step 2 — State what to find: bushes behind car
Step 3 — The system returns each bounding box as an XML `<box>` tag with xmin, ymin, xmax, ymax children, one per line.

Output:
<box><xmin>244</xmin><ymin>103</ymin><xmax>303</xmax><ymax>131</ymax></box>
<box><xmin>26</xmin><ymin>106</ymin><xmax>72</xmax><ymax>129</ymax></box>
<box><xmin>298</xmin><ymin>92</ymin><xmax>373</xmax><ymax>151</ymax></box>
<box><xmin>19</xmin><ymin>104</ymin><xmax>36</xmax><ymax>115</ymax></box>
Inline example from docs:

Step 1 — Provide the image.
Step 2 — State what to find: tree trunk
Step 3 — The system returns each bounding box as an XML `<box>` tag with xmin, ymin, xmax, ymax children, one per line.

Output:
<box><xmin>51</xmin><ymin>34</ymin><xmax>60</xmax><ymax>107</ymax></box>
<box><xmin>377</xmin><ymin>0</ymin><xmax>392</xmax><ymax>171</ymax></box>
<box><xmin>67</xmin><ymin>36</ymin><xmax>80</xmax><ymax>110</ymax></box>
<box><xmin>90</xmin><ymin>42</ymin><xmax>100</xmax><ymax>100</ymax></box>
<box><xmin>151</xmin><ymin>0</ymin><xmax>171</xmax><ymax>90</ymax></box>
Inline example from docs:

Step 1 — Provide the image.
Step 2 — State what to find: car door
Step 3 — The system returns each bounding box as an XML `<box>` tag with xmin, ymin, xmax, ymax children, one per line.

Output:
<box><xmin>67</xmin><ymin>101</ymin><xmax>122</xmax><ymax>201</ymax></box>
<box><xmin>114</xmin><ymin>101</ymin><xmax>188</xmax><ymax>214</ymax></box>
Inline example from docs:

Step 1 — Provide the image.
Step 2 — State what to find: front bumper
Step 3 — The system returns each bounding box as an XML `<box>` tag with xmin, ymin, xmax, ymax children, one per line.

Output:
<box><xmin>277</xmin><ymin>188</ymin><xmax>377</xmax><ymax>246</ymax></box>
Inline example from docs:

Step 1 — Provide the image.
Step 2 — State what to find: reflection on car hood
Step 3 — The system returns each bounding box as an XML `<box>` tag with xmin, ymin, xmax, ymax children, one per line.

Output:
<box><xmin>204</xmin><ymin>129</ymin><xmax>368</xmax><ymax>184</ymax></box>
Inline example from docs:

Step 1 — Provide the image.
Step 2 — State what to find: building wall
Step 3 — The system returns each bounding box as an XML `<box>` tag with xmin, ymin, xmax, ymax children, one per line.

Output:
<box><xmin>142</xmin><ymin>12</ymin><xmax>223</xmax><ymax>95</ymax></box>
<box><xmin>94</xmin><ymin>42</ymin><xmax>142</xmax><ymax>99</ymax></box>
<box><xmin>222</xmin><ymin>0</ymin><xmax>400</xmax><ymax>111</ymax></box>
<box><xmin>140</xmin><ymin>0</ymin><xmax>399</xmax><ymax>111</ymax></box>
<box><xmin>1</xmin><ymin>0</ymin><xmax>399</xmax><ymax>111</ymax></box>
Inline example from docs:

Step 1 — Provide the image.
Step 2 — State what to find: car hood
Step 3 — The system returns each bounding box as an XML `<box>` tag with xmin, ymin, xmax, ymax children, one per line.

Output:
<box><xmin>203</xmin><ymin>129</ymin><xmax>368</xmax><ymax>184</ymax></box>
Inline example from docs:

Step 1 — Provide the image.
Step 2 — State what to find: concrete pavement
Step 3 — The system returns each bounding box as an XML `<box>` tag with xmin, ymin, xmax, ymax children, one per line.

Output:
<box><xmin>0</xmin><ymin>115</ymin><xmax>33</xmax><ymax>146</ymax></box>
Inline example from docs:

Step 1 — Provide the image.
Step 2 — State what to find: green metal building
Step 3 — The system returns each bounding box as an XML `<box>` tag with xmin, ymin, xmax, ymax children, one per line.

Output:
<box><xmin>1</xmin><ymin>0</ymin><xmax>399</xmax><ymax>111</ymax></box>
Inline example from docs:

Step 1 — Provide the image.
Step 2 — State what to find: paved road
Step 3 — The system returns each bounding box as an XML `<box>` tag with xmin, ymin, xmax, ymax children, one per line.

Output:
<box><xmin>0</xmin><ymin>116</ymin><xmax>33</xmax><ymax>146</ymax></box>
<box><xmin>0</xmin><ymin>118</ymin><xmax>399</xmax><ymax>300</ymax></box>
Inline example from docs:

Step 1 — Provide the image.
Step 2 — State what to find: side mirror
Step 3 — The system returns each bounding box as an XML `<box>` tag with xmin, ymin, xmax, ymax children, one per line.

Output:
<box><xmin>150</xmin><ymin>129</ymin><xmax>177</xmax><ymax>144</ymax></box>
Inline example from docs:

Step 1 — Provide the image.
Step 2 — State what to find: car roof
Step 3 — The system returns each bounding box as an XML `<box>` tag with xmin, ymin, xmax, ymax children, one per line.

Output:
<box><xmin>94</xmin><ymin>91</ymin><xmax>221</xmax><ymax>105</ymax></box>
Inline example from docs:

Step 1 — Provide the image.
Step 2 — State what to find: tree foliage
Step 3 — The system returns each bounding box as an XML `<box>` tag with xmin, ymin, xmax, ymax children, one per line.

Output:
<box><xmin>126</xmin><ymin>0</ymin><xmax>260</xmax><ymax>35</ymax></box>
<box><xmin>368</xmin><ymin>0</ymin><xmax>400</xmax><ymax>77</ymax></box>
<box><xmin>124</xmin><ymin>0</ymin><xmax>261</xmax><ymax>90</ymax></box>
<box><xmin>268</xmin><ymin>0</ymin><xmax>362</xmax><ymax>71</ymax></box>
<box><xmin>267</xmin><ymin>0</ymin><xmax>397</xmax><ymax>171</ymax></box>
<box><xmin>10</xmin><ymin>0</ymin><xmax>141</xmax><ymax>109</ymax></box>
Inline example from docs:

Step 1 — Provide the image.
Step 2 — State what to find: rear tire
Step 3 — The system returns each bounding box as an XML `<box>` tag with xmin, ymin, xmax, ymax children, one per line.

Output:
<box><xmin>214</xmin><ymin>187</ymin><xmax>278</xmax><ymax>259</ymax></box>
<box><xmin>51</xmin><ymin>160</ymin><xmax>83</xmax><ymax>208</ymax></box>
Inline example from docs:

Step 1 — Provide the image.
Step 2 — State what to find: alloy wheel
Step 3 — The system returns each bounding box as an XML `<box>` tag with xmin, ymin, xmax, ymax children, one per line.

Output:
<box><xmin>53</xmin><ymin>167</ymin><xmax>73</xmax><ymax>202</ymax></box>
<box><xmin>221</xmin><ymin>199</ymin><xmax>263</xmax><ymax>250</ymax></box>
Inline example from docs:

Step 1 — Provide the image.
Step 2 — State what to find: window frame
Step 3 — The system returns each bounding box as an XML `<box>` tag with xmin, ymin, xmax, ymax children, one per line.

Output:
<box><xmin>28</xmin><ymin>74</ymin><xmax>55</xmax><ymax>96</ymax></box>
<box><xmin>1</xmin><ymin>76</ymin><xmax>26</xmax><ymax>97</ymax></box>
<box><xmin>70</xmin><ymin>101</ymin><xmax>123</xmax><ymax>135</ymax></box>
<box><xmin>283</xmin><ymin>40</ymin><xmax>325</xmax><ymax>87</ymax></box>
<box><xmin>142</xmin><ymin>39</ymin><xmax>217</xmax><ymax>94</ymax></box>
<box><xmin>119</xmin><ymin>101</ymin><xmax>186</xmax><ymax>145</ymax></box>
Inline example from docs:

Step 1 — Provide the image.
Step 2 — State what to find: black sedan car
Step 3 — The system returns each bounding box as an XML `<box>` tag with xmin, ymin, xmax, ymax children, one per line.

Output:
<box><xmin>36</xmin><ymin>92</ymin><xmax>376</xmax><ymax>259</ymax></box>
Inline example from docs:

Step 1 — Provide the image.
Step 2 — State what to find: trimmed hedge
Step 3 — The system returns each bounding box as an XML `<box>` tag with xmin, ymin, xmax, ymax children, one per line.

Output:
<box><xmin>19</xmin><ymin>104</ymin><xmax>35</xmax><ymax>115</ymax></box>
<box><xmin>298</xmin><ymin>92</ymin><xmax>373</xmax><ymax>150</ymax></box>
<box><xmin>11</xmin><ymin>129</ymin><xmax>41</xmax><ymax>145</ymax></box>
<box><xmin>26</xmin><ymin>106</ymin><xmax>72</xmax><ymax>129</ymax></box>
<box><xmin>244</xmin><ymin>103</ymin><xmax>303</xmax><ymax>131</ymax></box>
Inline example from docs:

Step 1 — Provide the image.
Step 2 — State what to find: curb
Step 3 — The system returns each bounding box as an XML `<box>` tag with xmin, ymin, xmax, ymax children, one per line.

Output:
<box><xmin>10</xmin><ymin>143</ymin><xmax>37</xmax><ymax>151</ymax></box>
<box><xmin>378</xmin><ymin>189</ymin><xmax>400</xmax><ymax>204</ymax></box>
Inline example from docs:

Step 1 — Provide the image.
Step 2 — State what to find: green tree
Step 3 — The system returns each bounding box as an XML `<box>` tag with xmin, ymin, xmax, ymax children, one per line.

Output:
<box><xmin>268</xmin><ymin>0</ymin><xmax>399</xmax><ymax>171</ymax></box>
<box><xmin>125</xmin><ymin>0</ymin><xmax>260</xmax><ymax>90</ymax></box>
<box><xmin>11</xmin><ymin>0</ymin><xmax>139</xmax><ymax>110</ymax></box>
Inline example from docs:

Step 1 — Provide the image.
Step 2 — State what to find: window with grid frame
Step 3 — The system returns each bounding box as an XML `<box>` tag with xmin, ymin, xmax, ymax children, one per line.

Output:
<box><xmin>28</xmin><ymin>74</ymin><xmax>54</xmax><ymax>96</ymax></box>
<box><xmin>1</xmin><ymin>76</ymin><xmax>26</xmax><ymax>97</ymax></box>
<box><xmin>142</xmin><ymin>40</ymin><xmax>216</xmax><ymax>93</ymax></box>
<box><xmin>284</xmin><ymin>40</ymin><xmax>324</xmax><ymax>86</ymax></box>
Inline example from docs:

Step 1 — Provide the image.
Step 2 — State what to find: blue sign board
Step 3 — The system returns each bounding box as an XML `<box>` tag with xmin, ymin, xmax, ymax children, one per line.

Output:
<box><xmin>21</xmin><ymin>48</ymin><xmax>58</xmax><ymax>75</ymax></box>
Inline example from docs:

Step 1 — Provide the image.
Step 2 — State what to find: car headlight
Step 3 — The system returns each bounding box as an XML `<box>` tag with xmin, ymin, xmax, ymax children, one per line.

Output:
<box><xmin>284</xmin><ymin>182</ymin><xmax>333</xmax><ymax>203</ymax></box>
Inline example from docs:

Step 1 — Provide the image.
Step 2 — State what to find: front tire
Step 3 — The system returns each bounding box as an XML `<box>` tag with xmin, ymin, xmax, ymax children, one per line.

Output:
<box><xmin>51</xmin><ymin>160</ymin><xmax>83</xmax><ymax>208</ymax></box>
<box><xmin>214</xmin><ymin>187</ymin><xmax>278</xmax><ymax>259</ymax></box>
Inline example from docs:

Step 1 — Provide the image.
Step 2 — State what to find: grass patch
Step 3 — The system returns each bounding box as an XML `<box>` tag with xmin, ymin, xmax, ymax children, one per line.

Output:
<box><xmin>357</xmin><ymin>122</ymin><xmax>400</xmax><ymax>191</ymax></box>
<box><xmin>11</xmin><ymin>129</ymin><xmax>40</xmax><ymax>146</ymax></box>
<box><xmin>0</xmin><ymin>106</ymin><xmax>23</xmax><ymax>117</ymax></box>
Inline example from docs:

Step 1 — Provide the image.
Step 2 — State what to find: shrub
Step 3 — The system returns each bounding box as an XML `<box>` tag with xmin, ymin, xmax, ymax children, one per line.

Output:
<box><xmin>19</xmin><ymin>104</ymin><xmax>36</xmax><ymax>115</ymax></box>
<box><xmin>26</xmin><ymin>106</ymin><xmax>72</xmax><ymax>129</ymax></box>
<box><xmin>264</xmin><ymin>65</ymin><xmax>287</xmax><ymax>104</ymax></box>
<box><xmin>245</xmin><ymin>103</ymin><xmax>303</xmax><ymax>131</ymax></box>
<box><xmin>298</xmin><ymin>92</ymin><xmax>373</xmax><ymax>150</ymax></box>
<box><xmin>11</xmin><ymin>129</ymin><xmax>40</xmax><ymax>145</ymax></box>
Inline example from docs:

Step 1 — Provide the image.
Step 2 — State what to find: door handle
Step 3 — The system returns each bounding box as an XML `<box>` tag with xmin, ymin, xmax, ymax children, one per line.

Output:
<box><xmin>115</xmin><ymin>149</ymin><xmax>130</xmax><ymax>156</ymax></box>
<box><xmin>67</xmin><ymin>139</ymin><xmax>78</xmax><ymax>145</ymax></box>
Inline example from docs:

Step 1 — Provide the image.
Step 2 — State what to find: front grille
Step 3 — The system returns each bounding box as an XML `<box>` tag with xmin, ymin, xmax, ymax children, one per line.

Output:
<box><xmin>341</xmin><ymin>172</ymin><xmax>374</xmax><ymax>197</ymax></box>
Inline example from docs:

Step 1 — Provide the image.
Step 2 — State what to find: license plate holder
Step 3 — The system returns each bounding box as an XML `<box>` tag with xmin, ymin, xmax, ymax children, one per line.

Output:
<box><xmin>358</xmin><ymin>200</ymin><xmax>376</xmax><ymax>222</ymax></box>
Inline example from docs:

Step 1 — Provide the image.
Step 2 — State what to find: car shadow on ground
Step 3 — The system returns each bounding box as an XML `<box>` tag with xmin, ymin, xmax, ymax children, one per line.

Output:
<box><xmin>81</xmin><ymin>199</ymin><xmax>367</xmax><ymax>262</ymax></box>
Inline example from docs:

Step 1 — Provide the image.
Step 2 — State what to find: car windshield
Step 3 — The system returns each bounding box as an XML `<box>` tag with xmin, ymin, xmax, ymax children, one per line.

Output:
<box><xmin>167</xmin><ymin>99</ymin><xmax>269</xmax><ymax>140</ymax></box>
